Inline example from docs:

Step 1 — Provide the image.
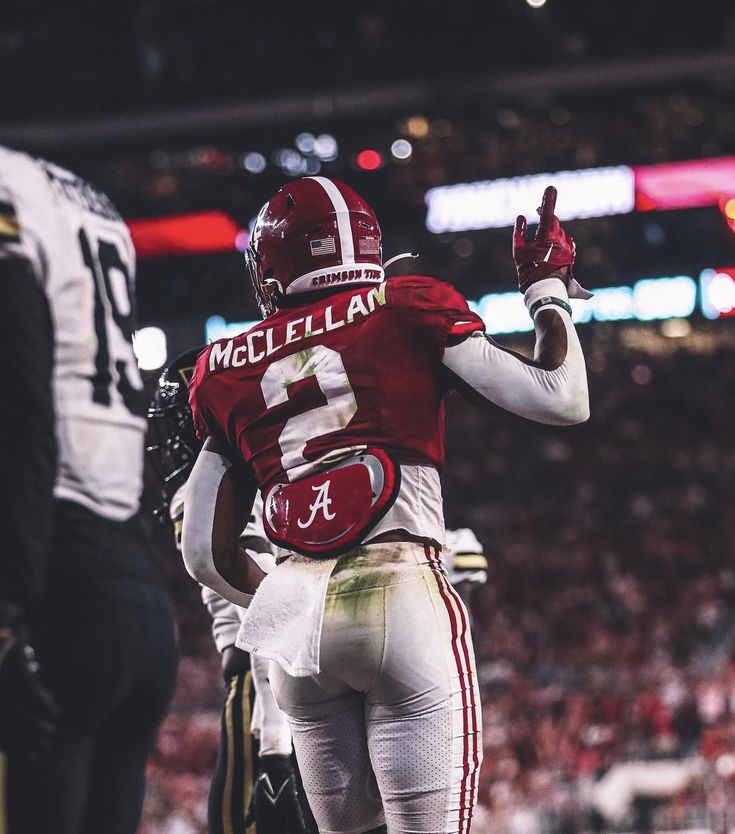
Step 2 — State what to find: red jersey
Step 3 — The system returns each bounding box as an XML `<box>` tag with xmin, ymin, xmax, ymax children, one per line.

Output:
<box><xmin>189</xmin><ymin>275</ymin><xmax>484</xmax><ymax>490</ymax></box>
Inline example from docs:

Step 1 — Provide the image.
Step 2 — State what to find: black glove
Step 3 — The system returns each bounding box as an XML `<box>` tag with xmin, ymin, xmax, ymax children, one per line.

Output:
<box><xmin>221</xmin><ymin>645</ymin><xmax>250</xmax><ymax>683</ymax></box>
<box><xmin>246</xmin><ymin>754</ymin><xmax>315</xmax><ymax>834</ymax></box>
<box><xmin>0</xmin><ymin>602</ymin><xmax>60</xmax><ymax>760</ymax></box>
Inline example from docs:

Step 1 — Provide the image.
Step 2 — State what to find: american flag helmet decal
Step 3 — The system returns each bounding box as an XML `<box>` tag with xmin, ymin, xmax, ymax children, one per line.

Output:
<box><xmin>310</xmin><ymin>236</ymin><xmax>337</xmax><ymax>256</ymax></box>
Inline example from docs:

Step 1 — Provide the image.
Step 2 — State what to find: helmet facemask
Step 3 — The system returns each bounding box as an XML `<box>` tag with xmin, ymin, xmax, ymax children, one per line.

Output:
<box><xmin>146</xmin><ymin>348</ymin><xmax>205</xmax><ymax>522</ymax></box>
<box><xmin>245</xmin><ymin>242</ymin><xmax>280</xmax><ymax>318</ymax></box>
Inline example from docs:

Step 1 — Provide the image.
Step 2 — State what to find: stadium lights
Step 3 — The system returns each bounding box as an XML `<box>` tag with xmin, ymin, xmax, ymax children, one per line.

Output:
<box><xmin>660</xmin><ymin>319</ymin><xmax>692</xmax><ymax>338</ymax></box>
<box><xmin>133</xmin><ymin>326</ymin><xmax>167</xmax><ymax>370</ymax></box>
<box><xmin>240</xmin><ymin>152</ymin><xmax>266</xmax><ymax>173</ymax></box>
<box><xmin>721</xmin><ymin>196</ymin><xmax>735</xmax><ymax>233</ymax></box>
<box><xmin>355</xmin><ymin>149</ymin><xmax>383</xmax><ymax>171</ymax></box>
<box><xmin>700</xmin><ymin>268</ymin><xmax>735</xmax><ymax>319</ymax></box>
<box><xmin>425</xmin><ymin>156</ymin><xmax>735</xmax><ymax>233</ymax></box>
<box><xmin>390</xmin><ymin>139</ymin><xmax>413</xmax><ymax>161</ymax></box>
<box><xmin>425</xmin><ymin>166</ymin><xmax>636</xmax><ymax>232</ymax></box>
<box><xmin>404</xmin><ymin>116</ymin><xmax>430</xmax><ymax>139</ymax></box>
<box><xmin>313</xmin><ymin>134</ymin><xmax>339</xmax><ymax>162</ymax></box>
<box><xmin>633</xmin><ymin>276</ymin><xmax>697</xmax><ymax>321</ymax></box>
<box><xmin>295</xmin><ymin>132</ymin><xmax>316</xmax><ymax>154</ymax></box>
<box><xmin>206</xmin><ymin>315</ymin><xmax>260</xmax><ymax>342</ymax></box>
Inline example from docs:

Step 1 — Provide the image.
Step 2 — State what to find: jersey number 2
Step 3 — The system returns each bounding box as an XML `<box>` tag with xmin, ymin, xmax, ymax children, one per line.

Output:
<box><xmin>260</xmin><ymin>346</ymin><xmax>357</xmax><ymax>481</ymax></box>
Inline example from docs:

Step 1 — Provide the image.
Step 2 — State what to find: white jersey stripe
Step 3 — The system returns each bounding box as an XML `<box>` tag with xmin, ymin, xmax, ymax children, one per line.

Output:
<box><xmin>307</xmin><ymin>176</ymin><xmax>355</xmax><ymax>265</ymax></box>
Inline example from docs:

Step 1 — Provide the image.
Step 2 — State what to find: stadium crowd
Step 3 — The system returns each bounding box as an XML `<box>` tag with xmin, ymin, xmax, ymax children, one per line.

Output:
<box><xmin>447</xmin><ymin>343</ymin><xmax>735</xmax><ymax>831</ymax></box>
<box><xmin>138</xmin><ymin>336</ymin><xmax>735</xmax><ymax>833</ymax></box>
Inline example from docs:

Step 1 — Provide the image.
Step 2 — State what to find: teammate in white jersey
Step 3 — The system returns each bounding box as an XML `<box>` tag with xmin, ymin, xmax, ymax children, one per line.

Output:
<box><xmin>0</xmin><ymin>146</ymin><xmax>177</xmax><ymax>834</ymax></box>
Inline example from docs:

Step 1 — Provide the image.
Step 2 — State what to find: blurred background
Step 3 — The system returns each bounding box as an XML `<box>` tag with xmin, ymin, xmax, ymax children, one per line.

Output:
<box><xmin>4</xmin><ymin>0</ymin><xmax>735</xmax><ymax>831</ymax></box>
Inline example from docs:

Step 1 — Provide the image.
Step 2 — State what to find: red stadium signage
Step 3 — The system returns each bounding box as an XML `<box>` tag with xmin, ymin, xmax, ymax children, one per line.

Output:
<box><xmin>126</xmin><ymin>211</ymin><xmax>244</xmax><ymax>258</ymax></box>
<box><xmin>633</xmin><ymin>157</ymin><xmax>735</xmax><ymax>212</ymax></box>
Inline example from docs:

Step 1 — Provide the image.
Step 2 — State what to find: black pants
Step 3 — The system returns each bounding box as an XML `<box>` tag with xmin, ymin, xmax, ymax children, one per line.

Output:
<box><xmin>6</xmin><ymin>501</ymin><xmax>178</xmax><ymax>834</ymax></box>
<box><xmin>209</xmin><ymin>670</ymin><xmax>257</xmax><ymax>834</ymax></box>
<box><xmin>209</xmin><ymin>671</ymin><xmax>319</xmax><ymax>834</ymax></box>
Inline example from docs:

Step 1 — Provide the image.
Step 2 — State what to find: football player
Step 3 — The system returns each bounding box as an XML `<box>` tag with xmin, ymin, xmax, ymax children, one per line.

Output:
<box><xmin>443</xmin><ymin>527</ymin><xmax>488</xmax><ymax>634</ymax></box>
<box><xmin>149</xmin><ymin>350</ymin><xmax>316</xmax><ymax>834</ymax></box>
<box><xmin>181</xmin><ymin>177</ymin><xmax>590</xmax><ymax>834</ymax></box>
<box><xmin>0</xmin><ymin>146</ymin><xmax>177</xmax><ymax>834</ymax></box>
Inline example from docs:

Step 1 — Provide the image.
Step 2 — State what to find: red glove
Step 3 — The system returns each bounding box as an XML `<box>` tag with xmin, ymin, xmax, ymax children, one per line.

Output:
<box><xmin>512</xmin><ymin>186</ymin><xmax>576</xmax><ymax>293</ymax></box>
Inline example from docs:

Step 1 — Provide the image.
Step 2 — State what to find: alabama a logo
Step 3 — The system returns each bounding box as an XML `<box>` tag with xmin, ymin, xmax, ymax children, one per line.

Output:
<box><xmin>297</xmin><ymin>480</ymin><xmax>336</xmax><ymax>529</ymax></box>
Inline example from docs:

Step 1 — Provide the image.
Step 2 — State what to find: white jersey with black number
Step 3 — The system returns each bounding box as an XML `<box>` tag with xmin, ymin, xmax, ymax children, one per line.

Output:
<box><xmin>0</xmin><ymin>146</ymin><xmax>145</xmax><ymax>520</ymax></box>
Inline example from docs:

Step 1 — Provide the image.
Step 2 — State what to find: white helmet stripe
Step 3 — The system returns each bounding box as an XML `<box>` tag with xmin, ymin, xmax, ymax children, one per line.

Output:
<box><xmin>306</xmin><ymin>176</ymin><xmax>355</xmax><ymax>265</ymax></box>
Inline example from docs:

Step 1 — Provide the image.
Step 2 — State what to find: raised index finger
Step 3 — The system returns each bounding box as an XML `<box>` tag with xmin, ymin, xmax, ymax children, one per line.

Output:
<box><xmin>536</xmin><ymin>185</ymin><xmax>557</xmax><ymax>240</ymax></box>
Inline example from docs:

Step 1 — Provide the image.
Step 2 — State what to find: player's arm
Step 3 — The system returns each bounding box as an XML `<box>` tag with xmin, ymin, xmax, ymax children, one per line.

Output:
<box><xmin>181</xmin><ymin>435</ymin><xmax>266</xmax><ymax>606</ymax></box>
<box><xmin>171</xmin><ymin>486</ymin><xmax>269</xmax><ymax>659</ymax></box>
<box><xmin>443</xmin><ymin>186</ymin><xmax>590</xmax><ymax>426</ymax></box>
<box><xmin>203</xmin><ymin>499</ymin><xmax>276</xmax><ymax>677</ymax></box>
<box><xmin>0</xmin><ymin>194</ymin><xmax>60</xmax><ymax>757</ymax></box>
<box><xmin>0</xmin><ymin>257</ymin><xmax>56</xmax><ymax>607</ymax></box>
<box><xmin>443</xmin><ymin>283</ymin><xmax>589</xmax><ymax>425</ymax></box>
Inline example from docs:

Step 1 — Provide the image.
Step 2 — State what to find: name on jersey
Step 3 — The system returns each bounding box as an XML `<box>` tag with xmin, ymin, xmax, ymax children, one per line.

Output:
<box><xmin>41</xmin><ymin>162</ymin><xmax>121</xmax><ymax>221</ymax></box>
<box><xmin>209</xmin><ymin>284</ymin><xmax>387</xmax><ymax>371</ymax></box>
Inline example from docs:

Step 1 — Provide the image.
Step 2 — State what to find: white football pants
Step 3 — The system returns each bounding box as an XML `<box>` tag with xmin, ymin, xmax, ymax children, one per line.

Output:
<box><xmin>270</xmin><ymin>542</ymin><xmax>482</xmax><ymax>834</ymax></box>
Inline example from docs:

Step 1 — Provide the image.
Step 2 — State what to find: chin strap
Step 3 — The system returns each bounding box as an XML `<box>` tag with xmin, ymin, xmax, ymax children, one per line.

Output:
<box><xmin>382</xmin><ymin>252</ymin><xmax>419</xmax><ymax>271</ymax></box>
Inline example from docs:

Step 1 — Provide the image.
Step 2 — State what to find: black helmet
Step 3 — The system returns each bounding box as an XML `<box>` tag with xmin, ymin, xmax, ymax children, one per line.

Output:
<box><xmin>147</xmin><ymin>346</ymin><xmax>205</xmax><ymax>519</ymax></box>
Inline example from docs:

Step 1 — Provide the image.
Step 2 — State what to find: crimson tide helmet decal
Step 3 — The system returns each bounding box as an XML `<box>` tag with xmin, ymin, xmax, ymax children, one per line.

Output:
<box><xmin>245</xmin><ymin>177</ymin><xmax>384</xmax><ymax>316</ymax></box>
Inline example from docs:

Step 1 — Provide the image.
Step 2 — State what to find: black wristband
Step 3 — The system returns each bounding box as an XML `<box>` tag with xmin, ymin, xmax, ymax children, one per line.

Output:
<box><xmin>528</xmin><ymin>296</ymin><xmax>572</xmax><ymax>319</ymax></box>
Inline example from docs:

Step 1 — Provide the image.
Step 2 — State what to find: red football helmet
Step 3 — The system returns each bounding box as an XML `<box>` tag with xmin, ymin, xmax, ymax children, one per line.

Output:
<box><xmin>245</xmin><ymin>177</ymin><xmax>385</xmax><ymax>316</ymax></box>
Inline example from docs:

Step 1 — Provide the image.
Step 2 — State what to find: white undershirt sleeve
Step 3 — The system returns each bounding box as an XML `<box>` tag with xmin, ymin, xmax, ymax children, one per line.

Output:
<box><xmin>250</xmin><ymin>653</ymin><xmax>293</xmax><ymax>756</ymax></box>
<box><xmin>442</xmin><ymin>278</ymin><xmax>590</xmax><ymax>426</ymax></box>
<box><xmin>181</xmin><ymin>448</ymin><xmax>254</xmax><ymax>608</ymax></box>
<box><xmin>200</xmin><ymin>585</ymin><xmax>243</xmax><ymax>652</ymax></box>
